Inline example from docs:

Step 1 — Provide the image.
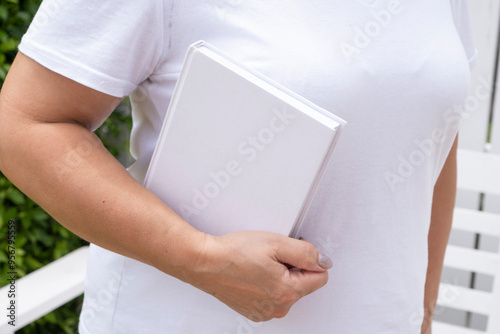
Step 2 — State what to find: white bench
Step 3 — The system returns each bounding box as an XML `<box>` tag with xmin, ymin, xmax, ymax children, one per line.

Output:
<box><xmin>0</xmin><ymin>246</ymin><xmax>89</xmax><ymax>334</ymax></box>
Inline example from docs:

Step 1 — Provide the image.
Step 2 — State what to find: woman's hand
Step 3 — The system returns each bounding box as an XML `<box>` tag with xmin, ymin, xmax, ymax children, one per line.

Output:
<box><xmin>185</xmin><ymin>231</ymin><xmax>331</xmax><ymax>322</ymax></box>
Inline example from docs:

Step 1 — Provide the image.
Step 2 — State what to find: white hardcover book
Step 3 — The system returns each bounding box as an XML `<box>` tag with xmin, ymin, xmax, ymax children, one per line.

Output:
<box><xmin>144</xmin><ymin>41</ymin><xmax>346</xmax><ymax>238</ymax></box>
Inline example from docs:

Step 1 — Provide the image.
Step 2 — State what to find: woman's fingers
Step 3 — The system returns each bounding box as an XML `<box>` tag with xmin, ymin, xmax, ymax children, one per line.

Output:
<box><xmin>189</xmin><ymin>231</ymin><xmax>332</xmax><ymax>322</ymax></box>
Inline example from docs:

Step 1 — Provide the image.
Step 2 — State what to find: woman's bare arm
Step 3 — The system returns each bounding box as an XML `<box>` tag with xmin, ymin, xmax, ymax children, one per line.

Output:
<box><xmin>421</xmin><ymin>135</ymin><xmax>458</xmax><ymax>333</ymax></box>
<box><xmin>0</xmin><ymin>52</ymin><xmax>330</xmax><ymax>321</ymax></box>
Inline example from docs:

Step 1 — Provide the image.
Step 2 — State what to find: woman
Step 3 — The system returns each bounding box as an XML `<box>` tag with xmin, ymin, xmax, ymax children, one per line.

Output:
<box><xmin>0</xmin><ymin>1</ymin><xmax>476</xmax><ymax>333</ymax></box>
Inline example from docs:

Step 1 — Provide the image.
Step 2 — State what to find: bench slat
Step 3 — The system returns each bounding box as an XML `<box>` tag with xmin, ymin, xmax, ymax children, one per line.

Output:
<box><xmin>0</xmin><ymin>246</ymin><xmax>89</xmax><ymax>332</ymax></box>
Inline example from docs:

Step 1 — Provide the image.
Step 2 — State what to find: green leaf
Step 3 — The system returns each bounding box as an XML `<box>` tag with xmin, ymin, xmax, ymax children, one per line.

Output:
<box><xmin>16</xmin><ymin>268</ymin><xmax>25</xmax><ymax>278</ymax></box>
<box><xmin>31</xmin><ymin>208</ymin><xmax>48</xmax><ymax>222</ymax></box>
<box><xmin>16</xmin><ymin>11</ymin><xmax>31</xmax><ymax>23</ymax></box>
<box><xmin>0</xmin><ymin>38</ymin><xmax>19</xmax><ymax>53</ymax></box>
<box><xmin>25</xmin><ymin>255</ymin><xmax>43</xmax><ymax>270</ymax></box>
<box><xmin>43</xmin><ymin>311</ymin><xmax>58</xmax><ymax>324</ymax></box>
<box><xmin>0</xmin><ymin>67</ymin><xmax>7</xmax><ymax>81</ymax></box>
<box><xmin>6</xmin><ymin>188</ymin><xmax>25</xmax><ymax>205</ymax></box>
<box><xmin>16</xmin><ymin>248</ymin><xmax>25</xmax><ymax>257</ymax></box>
<box><xmin>58</xmin><ymin>227</ymin><xmax>70</xmax><ymax>238</ymax></box>
<box><xmin>34</xmin><ymin>228</ymin><xmax>52</xmax><ymax>247</ymax></box>
<box><xmin>0</xmin><ymin>6</ymin><xmax>8</xmax><ymax>22</ymax></box>
<box><xmin>5</xmin><ymin>207</ymin><xmax>17</xmax><ymax>220</ymax></box>
<box><xmin>15</xmin><ymin>233</ymin><xmax>27</xmax><ymax>248</ymax></box>
<box><xmin>53</xmin><ymin>241</ymin><xmax>68</xmax><ymax>259</ymax></box>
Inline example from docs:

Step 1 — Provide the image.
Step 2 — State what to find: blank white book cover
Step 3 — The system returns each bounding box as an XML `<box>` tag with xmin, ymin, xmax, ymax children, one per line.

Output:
<box><xmin>144</xmin><ymin>41</ymin><xmax>346</xmax><ymax>237</ymax></box>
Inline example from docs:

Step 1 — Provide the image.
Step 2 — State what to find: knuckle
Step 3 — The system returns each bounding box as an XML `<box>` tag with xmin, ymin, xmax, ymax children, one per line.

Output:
<box><xmin>251</xmin><ymin>298</ymin><xmax>275</xmax><ymax>321</ymax></box>
<box><xmin>272</xmin><ymin>307</ymin><xmax>290</xmax><ymax>319</ymax></box>
<box><xmin>269</xmin><ymin>288</ymin><xmax>298</xmax><ymax>306</ymax></box>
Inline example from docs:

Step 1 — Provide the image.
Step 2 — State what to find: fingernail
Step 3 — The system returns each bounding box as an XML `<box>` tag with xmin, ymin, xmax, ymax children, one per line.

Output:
<box><xmin>318</xmin><ymin>252</ymin><xmax>333</xmax><ymax>269</ymax></box>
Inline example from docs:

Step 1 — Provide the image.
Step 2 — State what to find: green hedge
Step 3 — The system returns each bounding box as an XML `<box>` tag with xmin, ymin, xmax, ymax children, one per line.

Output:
<box><xmin>0</xmin><ymin>1</ymin><xmax>132</xmax><ymax>333</ymax></box>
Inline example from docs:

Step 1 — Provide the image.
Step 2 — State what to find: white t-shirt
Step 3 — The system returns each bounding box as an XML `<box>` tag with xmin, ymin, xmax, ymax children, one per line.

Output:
<box><xmin>19</xmin><ymin>1</ymin><xmax>477</xmax><ymax>333</ymax></box>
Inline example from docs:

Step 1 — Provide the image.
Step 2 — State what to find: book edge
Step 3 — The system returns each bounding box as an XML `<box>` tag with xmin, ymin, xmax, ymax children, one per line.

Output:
<box><xmin>143</xmin><ymin>44</ymin><xmax>199</xmax><ymax>188</ymax></box>
<box><xmin>194</xmin><ymin>42</ymin><xmax>347</xmax><ymax>130</ymax></box>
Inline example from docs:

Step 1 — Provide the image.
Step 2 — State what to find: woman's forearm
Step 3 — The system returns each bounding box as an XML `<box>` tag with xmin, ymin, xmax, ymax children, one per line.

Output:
<box><xmin>421</xmin><ymin>135</ymin><xmax>458</xmax><ymax>334</ymax></box>
<box><xmin>0</xmin><ymin>107</ymin><xmax>208</xmax><ymax>281</ymax></box>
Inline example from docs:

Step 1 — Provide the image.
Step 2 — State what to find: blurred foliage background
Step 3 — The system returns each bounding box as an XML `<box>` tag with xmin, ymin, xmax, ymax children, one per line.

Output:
<box><xmin>0</xmin><ymin>0</ymin><xmax>133</xmax><ymax>333</ymax></box>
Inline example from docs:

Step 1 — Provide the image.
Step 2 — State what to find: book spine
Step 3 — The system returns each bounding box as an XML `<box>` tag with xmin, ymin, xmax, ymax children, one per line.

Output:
<box><xmin>143</xmin><ymin>44</ymin><xmax>199</xmax><ymax>187</ymax></box>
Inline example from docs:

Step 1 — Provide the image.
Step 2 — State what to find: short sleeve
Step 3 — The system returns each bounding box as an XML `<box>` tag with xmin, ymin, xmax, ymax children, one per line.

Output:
<box><xmin>18</xmin><ymin>0</ymin><xmax>167</xmax><ymax>97</ymax></box>
<box><xmin>450</xmin><ymin>0</ymin><xmax>478</xmax><ymax>69</ymax></box>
